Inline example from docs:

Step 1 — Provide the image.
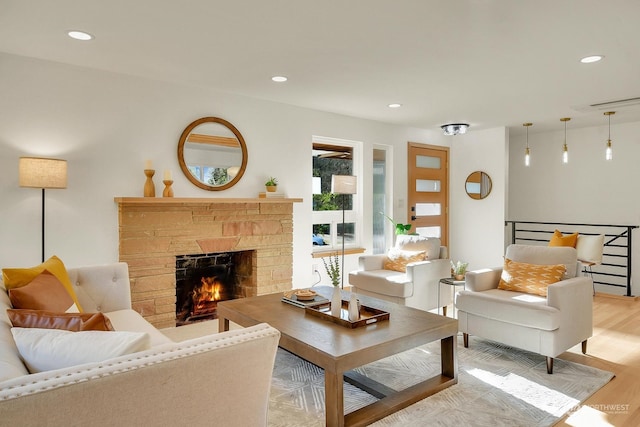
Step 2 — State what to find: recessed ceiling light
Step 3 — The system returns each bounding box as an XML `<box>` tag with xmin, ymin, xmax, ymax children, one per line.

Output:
<box><xmin>388</xmin><ymin>103</ymin><xmax>402</xmax><ymax>108</ymax></box>
<box><xmin>271</xmin><ymin>76</ymin><xmax>288</xmax><ymax>83</ymax></box>
<box><xmin>67</xmin><ymin>30</ymin><xmax>93</xmax><ymax>41</ymax></box>
<box><xmin>580</xmin><ymin>55</ymin><xmax>603</xmax><ymax>64</ymax></box>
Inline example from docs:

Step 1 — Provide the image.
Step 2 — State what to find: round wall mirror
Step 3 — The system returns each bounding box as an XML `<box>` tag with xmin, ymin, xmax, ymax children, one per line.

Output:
<box><xmin>465</xmin><ymin>171</ymin><xmax>492</xmax><ymax>200</ymax></box>
<box><xmin>177</xmin><ymin>117</ymin><xmax>248</xmax><ymax>191</ymax></box>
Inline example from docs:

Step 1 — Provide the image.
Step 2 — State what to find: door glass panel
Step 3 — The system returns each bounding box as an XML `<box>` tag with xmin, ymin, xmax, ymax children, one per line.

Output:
<box><xmin>416</xmin><ymin>203</ymin><xmax>441</xmax><ymax>216</ymax></box>
<box><xmin>416</xmin><ymin>179</ymin><xmax>441</xmax><ymax>192</ymax></box>
<box><xmin>415</xmin><ymin>226</ymin><xmax>441</xmax><ymax>238</ymax></box>
<box><xmin>372</xmin><ymin>150</ymin><xmax>386</xmax><ymax>254</ymax></box>
<box><xmin>416</xmin><ymin>155</ymin><xmax>441</xmax><ymax>169</ymax></box>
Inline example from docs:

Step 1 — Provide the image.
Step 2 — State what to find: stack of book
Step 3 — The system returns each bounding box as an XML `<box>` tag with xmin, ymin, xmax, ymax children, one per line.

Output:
<box><xmin>258</xmin><ymin>192</ymin><xmax>286</xmax><ymax>198</ymax></box>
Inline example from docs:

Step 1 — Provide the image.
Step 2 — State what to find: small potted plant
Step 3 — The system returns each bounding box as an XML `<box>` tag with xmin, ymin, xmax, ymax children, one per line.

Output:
<box><xmin>381</xmin><ymin>212</ymin><xmax>412</xmax><ymax>235</ymax></box>
<box><xmin>451</xmin><ymin>260</ymin><xmax>468</xmax><ymax>281</ymax></box>
<box><xmin>322</xmin><ymin>252</ymin><xmax>343</xmax><ymax>316</ymax></box>
<box><xmin>265</xmin><ymin>177</ymin><xmax>278</xmax><ymax>192</ymax></box>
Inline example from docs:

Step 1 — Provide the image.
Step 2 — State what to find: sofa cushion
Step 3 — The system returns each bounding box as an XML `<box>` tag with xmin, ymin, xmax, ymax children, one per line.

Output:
<box><xmin>383</xmin><ymin>249</ymin><xmax>426</xmax><ymax>272</ymax></box>
<box><xmin>395</xmin><ymin>235</ymin><xmax>441</xmax><ymax>260</ymax></box>
<box><xmin>456</xmin><ymin>288</ymin><xmax>560</xmax><ymax>331</ymax></box>
<box><xmin>7</xmin><ymin>309</ymin><xmax>114</xmax><ymax>332</ymax></box>
<box><xmin>11</xmin><ymin>327</ymin><xmax>151</xmax><ymax>373</ymax></box>
<box><xmin>2</xmin><ymin>256</ymin><xmax>83</xmax><ymax>311</ymax></box>
<box><xmin>8</xmin><ymin>271</ymin><xmax>79</xmax><ymax>312</ymax></box>
<box><xmin>349</xmin><ymin>269</ymin><xmax>413</xmax><ymax>298</ymax></box>
<box><xmin>548</xmin><ymin>229</ymin><xmax>578</xmax><ymax>248</ymax></box>
<box><xmin>106</xmin><ymin>309</ymin><xmax>173</xmax><ymax>347</ymax></box>
<box><xmin>497</xmin><ymin>258</ymin><xmax>566</xmax><ymax>297</ymax></box>
<box><xmin>0</xmin><ymin>288</ymin><xmax>29</xmax><ymax>382</ymax></box>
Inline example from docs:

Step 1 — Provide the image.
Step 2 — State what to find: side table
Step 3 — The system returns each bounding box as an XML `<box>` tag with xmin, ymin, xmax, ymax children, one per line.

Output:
<box><xmin>438</xmin><ymin>277</ymin><xmax>466</xmax><ymax>317</ymax></box>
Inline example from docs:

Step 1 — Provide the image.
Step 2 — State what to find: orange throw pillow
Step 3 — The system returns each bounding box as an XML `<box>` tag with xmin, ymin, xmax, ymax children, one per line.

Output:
<box><xmin>8</xmin><ymin>270</ymin><xmax>79</xmax><ymax>312</ymax></box>
<box><xmin>548</xmin><ymin>229</ymin><xmax>578</xmax><ymax>248</ymax></box>
<box><xmin>498</xmin><ymin>258</ymin><xmax>566</xmax><ymax>297</ymax></box>
<box><xmin>7</xmin><ymin>310</ymin><xmax>114</xmax><ymax>332</ymax></box>
<box><xmin>384</xmin><ymin>250</ymin><xmax>426</xmax><ymax>272</ymax></box>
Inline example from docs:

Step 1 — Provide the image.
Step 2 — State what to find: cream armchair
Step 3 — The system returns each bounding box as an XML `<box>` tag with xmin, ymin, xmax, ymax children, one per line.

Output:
<box><xmin>348</xmin><ymin>236</ymin><xmax>452</xmax><ymax>314</ymax></box>
<box><xmin>455</xmin><ymin>244</ymin><xmax>593</xmax><ymax>374</ymax></box>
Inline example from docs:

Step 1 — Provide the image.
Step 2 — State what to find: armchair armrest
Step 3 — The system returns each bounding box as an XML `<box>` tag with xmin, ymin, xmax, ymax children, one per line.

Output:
<box><xmin>357</xmin><ymin>254</ymin><xmax>386</xmax><ymax>271</ymax></box>
<box><xmin>546</xmin><ymin>276</ymin><xmax>594</xmax><ymax>345</ymax></box>
<box><xmin>405</xmin><ymin>258</ymin><xmax>451</xmax><ymax>282</ymax></box>
<box><xmin>465</xmin><ymin>267</ymin><xmax>502</xmax><ymax>292</ymax></box>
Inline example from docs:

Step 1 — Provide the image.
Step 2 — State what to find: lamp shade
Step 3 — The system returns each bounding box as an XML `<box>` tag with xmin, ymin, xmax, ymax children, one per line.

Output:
<box><xmin>331</xmin><ymin>175</ymin><xmax>357</xmax><ymax>195</ymax></box>
<box><xmin>19</xmin><ymin>157</ymin><xmax>67</xmax><ymax>189</ymax></box>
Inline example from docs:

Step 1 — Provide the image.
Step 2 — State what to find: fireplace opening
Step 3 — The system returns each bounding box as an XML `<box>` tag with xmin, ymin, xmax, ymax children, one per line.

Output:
<box><xmin>175</xmin><ymin>251</ymin><xmax>253</xmax><ymax>326</ymax></box>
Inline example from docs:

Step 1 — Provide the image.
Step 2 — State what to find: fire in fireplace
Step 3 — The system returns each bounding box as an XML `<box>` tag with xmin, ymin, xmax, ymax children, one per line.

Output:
<box><xmin>175</xmin><ymin>251</ymin><xmax>251</xmax><ymax>326</ymax></box>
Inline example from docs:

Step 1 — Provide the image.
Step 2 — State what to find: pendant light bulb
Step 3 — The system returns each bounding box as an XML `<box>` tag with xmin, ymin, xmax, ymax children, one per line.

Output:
<box><xmin>560</xmin><ymin>118</ymin><xmax>570</xmax><ymax>164</ymax></box>
<box><xmin>605</xmin><ymin>112</ymin><xmax>615</xmax><ymax>161</ymax></box>
<box><xmin>523</xmin><ymin>123</ymin><xmax>532</xmax><ymax>167</ymax></box>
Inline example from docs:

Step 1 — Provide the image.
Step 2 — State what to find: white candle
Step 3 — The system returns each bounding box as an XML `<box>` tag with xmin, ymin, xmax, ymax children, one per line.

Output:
<box><xmin>164</xmin><ymin>169</ymin><xmax>172</xmax><ymax>180</ymax></box>
<box><xmin>145</xmin><ymin>160</ymin><xmax>153</xmax><ymax>170</ymax></box>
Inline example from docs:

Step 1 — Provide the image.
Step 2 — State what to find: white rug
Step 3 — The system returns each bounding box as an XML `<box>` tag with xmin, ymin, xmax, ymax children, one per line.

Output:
<box><xmin>268</xmin><ymin>335</ymin><xmax>614</xmax><ymax>427</ymax></box>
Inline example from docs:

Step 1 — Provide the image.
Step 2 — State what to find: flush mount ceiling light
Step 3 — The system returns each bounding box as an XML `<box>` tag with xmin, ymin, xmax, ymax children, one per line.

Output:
<box><xmin>271</xmin><ymin>76</ymin><xmax>288</xmax><ymax>82</ymax></box>
<box><xmin>67</xmin><ymin>30</ymin><xmax>93</xmax><ymax>41</ymax></box>
<box><xmin>441</xmin><ymin>123</ymin><xmax>469</xmax><ymax>136</ymax></box>
<box><xmin>580</xmin><ymin>55</ymin><xmax>603</xmax><ymax>63</ymax></box>
<box><xmin>388</xmin><ymin>103</ymin><xmax>402</xmax><ymax>108</ymax></box>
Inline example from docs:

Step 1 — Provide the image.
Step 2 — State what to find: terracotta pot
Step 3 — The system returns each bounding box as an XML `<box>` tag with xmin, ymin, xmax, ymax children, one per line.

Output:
<box><xmin>455</xmin><ymin>274</ymin><xmax>465</xmax><ymax>281</ymax></box>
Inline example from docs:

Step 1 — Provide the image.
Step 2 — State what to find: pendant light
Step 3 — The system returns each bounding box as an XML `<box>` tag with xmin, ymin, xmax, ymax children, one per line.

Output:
<box><xmin>523</xmin><ymin>123</ymin><xmax>532</xmax><ymax>166</ymax></box>
<box><xmin>604</xmin><ymin>111</ymin><xmax>615</xmax><ymax>161</ymax></box>
<box><xmin>560</xmin><ymin>117</ymin><xmax>570</xmax><ymax>164</ymax></box>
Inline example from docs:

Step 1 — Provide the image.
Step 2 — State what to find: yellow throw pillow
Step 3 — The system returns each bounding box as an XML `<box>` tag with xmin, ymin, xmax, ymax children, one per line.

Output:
<box><xmin>548</xmin><ymin>229</ymin><xmax>578</xmax><ymax>248</ymax></box>
<box><xmin>498</xmin><ymin>258</ymin><xmax>566</xmax><ymax>297</ymax></box>
<box><xmin>2</xmin><ymin>255</ymin><xmax>83</xmax><ymax>312</ymax></box>
<box><xmin>384</xmin><ymin>250</ymin><xmax>426</xmax><ymax>273</ymax></box>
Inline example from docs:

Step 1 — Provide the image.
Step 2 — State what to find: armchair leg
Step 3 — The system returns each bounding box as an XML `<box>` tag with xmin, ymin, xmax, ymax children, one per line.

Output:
<box><xmin>546</xmin><ymin>357</ymin><xmax>554</xmax><ymax>374</ymax></box>
<box><xmin>582</xmin><ymin>340</ymin><xmax>588</xmax><ymax>354</ymax></box>
<box><xmin>463</xmin><ymin>333</ymin><xmax>469</xmax><ymax>348</ymax></box>
<box><xmin>442</xmin><ymin>306</ymin><xmax>447</xmax><ymax>317</ymax></box>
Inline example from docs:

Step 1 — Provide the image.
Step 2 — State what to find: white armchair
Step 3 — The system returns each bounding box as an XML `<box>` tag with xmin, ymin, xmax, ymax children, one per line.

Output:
<box><xmin>455</xmin><ymin>244</ymin><xmax>593</xmax><ymax>374</ymax></box>
<box><xmin>348</xmin><ymin>236</ymin><xmax>452</xmax><ymax>314</ymax></box>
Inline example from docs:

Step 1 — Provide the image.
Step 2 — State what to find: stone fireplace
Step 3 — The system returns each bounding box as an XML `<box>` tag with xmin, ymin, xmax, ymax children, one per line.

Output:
<box><xmin>115</xmin><ymin>197</ymin><xmax>301</xmax><ymax>328</ymax></box>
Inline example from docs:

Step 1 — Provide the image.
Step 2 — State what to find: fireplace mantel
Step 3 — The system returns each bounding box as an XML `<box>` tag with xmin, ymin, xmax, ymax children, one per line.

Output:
<box><xmin>114</xmin><ymin>197</ymin><xmax>303</xmax><ymax>205</ymax></box>
<box><xmin>115</xmin><ymin>196</ymin><xmax>301</xmax><ymax>328</ymax></box>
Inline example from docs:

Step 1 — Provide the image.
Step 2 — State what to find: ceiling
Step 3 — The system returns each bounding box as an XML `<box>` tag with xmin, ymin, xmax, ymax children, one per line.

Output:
<box><xmin>1</xmin><ymin>0</ymin><xmax>639</xmax><ymax>135</ymax></box>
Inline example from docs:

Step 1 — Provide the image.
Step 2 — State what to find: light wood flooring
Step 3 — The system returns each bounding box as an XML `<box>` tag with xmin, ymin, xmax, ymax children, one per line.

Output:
<box><xmin>554</xmin><ymin>293</ymin><xmax>640</xmax><ymax>427</ymax></box>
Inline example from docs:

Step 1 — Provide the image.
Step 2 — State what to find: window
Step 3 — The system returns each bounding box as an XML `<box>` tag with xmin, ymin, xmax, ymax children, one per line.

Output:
<box><xmin>312</xmin><ymin>137</ymin><xmax>361</xmax><ymax>252</ymax></box>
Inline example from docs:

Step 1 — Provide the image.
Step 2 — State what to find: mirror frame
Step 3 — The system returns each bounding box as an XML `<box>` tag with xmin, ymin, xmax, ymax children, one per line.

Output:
<box><xmin>177</xmin><ymin>117</ymin><xmax>248</xmax><ymax>191</ymax></box>
<box><xmin>465</xmin><ymin>171</ymin><xmax>492</xmax><ymax>200</ymax></box>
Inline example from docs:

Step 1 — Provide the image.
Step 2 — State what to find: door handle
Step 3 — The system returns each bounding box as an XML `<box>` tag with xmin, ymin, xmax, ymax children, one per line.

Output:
<box><xmin>411</xmin><ymin>215</ymin><xmax>417</xmax><ymax>221</ymax></box>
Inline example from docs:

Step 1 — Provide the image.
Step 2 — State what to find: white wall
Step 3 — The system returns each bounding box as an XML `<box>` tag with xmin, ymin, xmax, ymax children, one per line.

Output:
<box><xmin>508</xmin><ymin>120</ymin><xmax>640</xmax><ymax>295</ymax></box>
<box><xmin>0</xmin><ymin>52</ymin><xmax>448</xmax><ymax>288</ymax></box>
<box><xmin>448</xmin><ymin>127</ymin><xmax>509</xmax><ymax>271</ymax></box>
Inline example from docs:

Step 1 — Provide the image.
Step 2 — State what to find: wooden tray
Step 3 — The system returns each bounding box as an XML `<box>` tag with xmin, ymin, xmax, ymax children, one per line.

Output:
<box><xmin>305</xmin><ymin>300</ymin><xmax>389</xmax><ymax>328</ymax></box>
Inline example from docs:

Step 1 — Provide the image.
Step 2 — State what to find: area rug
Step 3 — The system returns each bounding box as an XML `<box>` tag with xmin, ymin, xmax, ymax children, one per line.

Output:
<box><xmin>267</xmin><ymin>335</ymin><xmax>614</xmax><ymax>427</ymax></box>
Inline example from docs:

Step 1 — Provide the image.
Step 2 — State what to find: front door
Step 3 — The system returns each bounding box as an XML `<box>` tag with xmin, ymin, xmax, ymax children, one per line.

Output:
<box><xmin>407</xmin><ymin>142</ymin><xmax>449</xmax><ymax>247</ymax></box>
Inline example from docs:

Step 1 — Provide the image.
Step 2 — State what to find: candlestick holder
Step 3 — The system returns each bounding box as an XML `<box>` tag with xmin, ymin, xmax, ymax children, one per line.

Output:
<box><xmin>162</xmin><ymin>180</ymin><xmax>174</xmax><ymax>197</ymax></box>
<box><xmin>144</xmin><ymin>169</ymin><xmax>156</xmax><ymax>197</ymax></box>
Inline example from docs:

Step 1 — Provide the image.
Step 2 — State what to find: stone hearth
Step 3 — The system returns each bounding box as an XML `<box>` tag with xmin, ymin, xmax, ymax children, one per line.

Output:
<box><xmin>115</xmin><ymin>197</ymin><xmax>301</xmax><ymax>328</ymax></box>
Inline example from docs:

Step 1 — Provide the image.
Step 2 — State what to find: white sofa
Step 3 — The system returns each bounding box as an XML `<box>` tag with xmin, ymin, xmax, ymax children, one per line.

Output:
<box><xmin>349</xmin><ymin>236</ymin><xmax>452</xmax><ymax>314</ymax></box>
<box><xmin>0</xmin><ymin>262</ymin><xmax>280</xmax><ymax>426</ymax></box>
<box><xmin>456</xmin><ymin>244</ymin><xmax>593</xmax><ymax>374</ymax></box>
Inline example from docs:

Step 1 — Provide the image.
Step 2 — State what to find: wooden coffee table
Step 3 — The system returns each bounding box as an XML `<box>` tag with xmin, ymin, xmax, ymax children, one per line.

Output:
<box><xmin>217</xmin><ymin>288</ymin><xmax>458</xmax><ymax>427</ymax></box>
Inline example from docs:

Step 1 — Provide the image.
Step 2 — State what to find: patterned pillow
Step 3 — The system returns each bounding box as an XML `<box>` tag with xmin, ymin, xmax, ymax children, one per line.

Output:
<box><xmin>384</xmin><ymin>249</ymin><xmax>426</xmax><ymax>273</ymax></box>
<box><xmin>497</xmin><ymin>258</ymin><xmax>566</xmax><ymax>297</ymax></box>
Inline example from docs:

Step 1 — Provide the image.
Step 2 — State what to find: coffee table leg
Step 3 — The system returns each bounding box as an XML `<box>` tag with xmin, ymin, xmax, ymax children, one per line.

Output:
<box><xmin>218</xmin><ymin>316</ymin><xmax>230</xmax><ymax>332</ymax></box>
<box><xmin>325</xmin><ymin>369</ymin><xmax>344</xmax><ymax>427</ymax></box>
<box><xmin>441</xmin><ymin>334</ymin><xmax>457</xmax><ymax>379</ymax></box>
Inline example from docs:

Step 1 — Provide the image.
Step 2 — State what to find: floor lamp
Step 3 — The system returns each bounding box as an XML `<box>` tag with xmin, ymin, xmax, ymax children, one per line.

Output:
<box><xmin>331</xmin><ymin>175</ymin><xmax>357</xmax><ymax>288</ymax></box>
<box><xmin>19</xmin><ymin>157</ymin><xmax>68</xmax><ymax>262</ymax></box>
